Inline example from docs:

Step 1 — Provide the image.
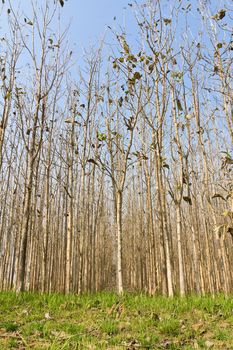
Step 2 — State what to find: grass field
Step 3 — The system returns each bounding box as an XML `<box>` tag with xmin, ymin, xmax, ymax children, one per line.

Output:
<box><xmin>0</xmin><ymin>292</ymin><xmax>233</xmax><ymax>349</ymax></box>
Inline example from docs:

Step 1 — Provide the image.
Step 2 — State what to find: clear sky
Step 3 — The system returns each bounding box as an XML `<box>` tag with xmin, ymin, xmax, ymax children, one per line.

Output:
<box><xmin>60</xmin><ymin>0</ymin><xmax>135</xmax><ymax>46</ymax></box>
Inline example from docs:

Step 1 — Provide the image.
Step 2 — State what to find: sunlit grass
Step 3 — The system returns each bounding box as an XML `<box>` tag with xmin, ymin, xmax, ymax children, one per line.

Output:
<box><xmin>0</xmin><ymin>292</ymin><xmax>233</xmax><ymax>349</ymax></box>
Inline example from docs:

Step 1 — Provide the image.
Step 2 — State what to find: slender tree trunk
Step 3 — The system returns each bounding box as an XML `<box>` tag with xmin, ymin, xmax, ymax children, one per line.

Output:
<box><xmin>116</xmin><ymin>190</ymin><xmax>123</xmax><ymax>295</ymax></box>
<box><xmin>176</xmin><ymin>204</ymin><xmax>185</xmax><ymax>296</ymax></box>
<box><xmin>17</xmin><ymin>155</ymin><xmax>34</xmax><ymax>292</ymax></box>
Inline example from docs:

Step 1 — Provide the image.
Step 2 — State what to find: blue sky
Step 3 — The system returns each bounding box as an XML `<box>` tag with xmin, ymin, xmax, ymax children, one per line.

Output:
<box><xmin>1</xmin><ymin>1</ymin><xmax>231</xmax><ymax>53</ymax></box>
<box><xmin>0</xmin><ymin>0</ymin><xmax>231</xmax><ymax>69</ymax></box>
<box><xmin>57</xmin><ymin>0</ymin><xmax>231</xmax><ymax>60</ymax></box>
<box><xmin>60</xmin><ymin>0</ymin><xmax>135</xmax><ymax>46</ymax></box>
<box><xmin>0</xmin><ymin>0</ymin><xmax>137</xmax><ymax>61</ymax></box>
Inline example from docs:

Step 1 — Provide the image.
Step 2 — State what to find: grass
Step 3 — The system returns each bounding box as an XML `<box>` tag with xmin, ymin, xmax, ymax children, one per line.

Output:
<box><xmin>0</xmin><ymin>292</ymin><xmax>233</xmax><ymax>349</ymax></box>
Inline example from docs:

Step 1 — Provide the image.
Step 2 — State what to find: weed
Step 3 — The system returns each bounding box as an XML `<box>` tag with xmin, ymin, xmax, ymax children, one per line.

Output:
<box><xmin>99</xmin><ymin>320</ymin><xmax>119</xmax><ymax>335</ymax></box>
<box><xmin>8</xmin><ymin>338</ymin><xmax>18</xmax><ymax>348</ymax></box>
<box><xmin>0</xmin><ymin>322</ymin><xmax>19</xmax><ymax>332</ymax></box>
<box><xmin>158</xmin><ymin>318</ymin><xmax>180</xmax><ymax>336</ymax></box>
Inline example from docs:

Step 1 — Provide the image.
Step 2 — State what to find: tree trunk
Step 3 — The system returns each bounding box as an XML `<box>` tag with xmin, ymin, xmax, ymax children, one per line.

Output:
<box><xmin>176</xmin><ymin>204</ymin><xmax>185</xmax><ymax>296</ymax></box>
<box><xmin>116</xmin><ymin>190</ymin><xmax>123</xmax><ymax>295</ymax></box>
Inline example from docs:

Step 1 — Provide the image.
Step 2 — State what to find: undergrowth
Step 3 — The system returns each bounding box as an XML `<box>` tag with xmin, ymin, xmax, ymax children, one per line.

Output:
<box><xmin>0</xmin><ymin>292</ymin><xmax>232</xmax><ymax>349</ymax></box>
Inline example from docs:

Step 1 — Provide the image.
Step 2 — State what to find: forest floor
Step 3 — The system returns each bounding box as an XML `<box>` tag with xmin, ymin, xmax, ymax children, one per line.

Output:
<box><xmin>0</xmin><ymin>292</ymin><xmax>233</xmax><ymax>349</ymax></box>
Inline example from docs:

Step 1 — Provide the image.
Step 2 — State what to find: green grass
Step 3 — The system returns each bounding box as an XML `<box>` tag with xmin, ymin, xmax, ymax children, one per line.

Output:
<box><xmin>0</xmin><ymin>292</ymin><xmax>232</xmax><ymax>349</ymax></box>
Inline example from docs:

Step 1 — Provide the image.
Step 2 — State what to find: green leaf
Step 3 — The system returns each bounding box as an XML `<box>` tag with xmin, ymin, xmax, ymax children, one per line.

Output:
<box><xmin>97</xmin><ymin>132</ymin><xmax>107</xmax><ymax>141</ymax></box>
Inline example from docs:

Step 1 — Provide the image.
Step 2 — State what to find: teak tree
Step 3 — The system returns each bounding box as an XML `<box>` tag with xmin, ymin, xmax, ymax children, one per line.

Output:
<box><xmin>0</xmin><ymin>0</ymin><xmax>232</xmax><ymax>296</ymax></box>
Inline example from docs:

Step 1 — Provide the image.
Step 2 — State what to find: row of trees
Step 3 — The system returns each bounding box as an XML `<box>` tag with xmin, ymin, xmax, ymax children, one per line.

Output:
<box><xmin>0</xmin><ymin>0</ymin><xmax>232</xmax><ymax>295</ymax></box>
